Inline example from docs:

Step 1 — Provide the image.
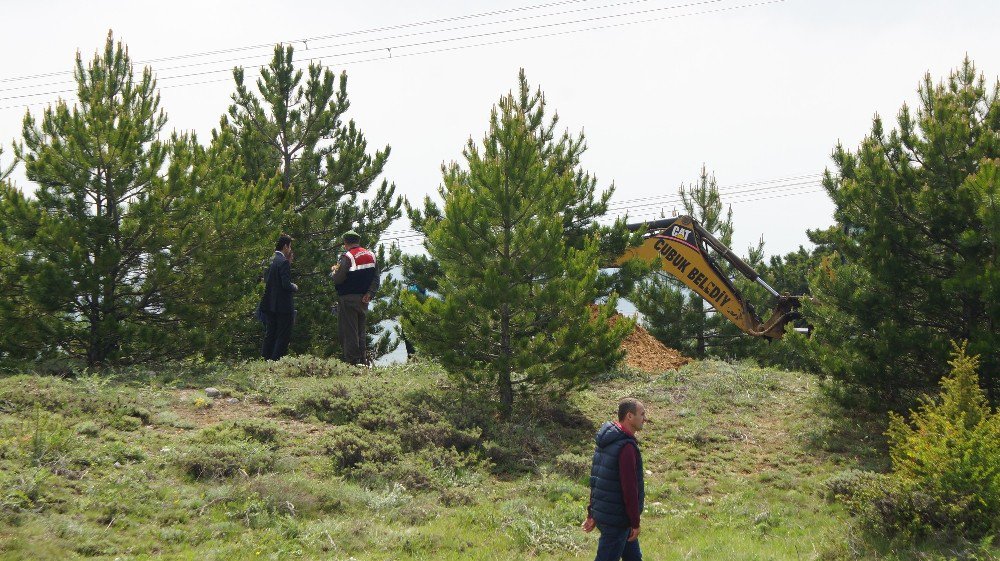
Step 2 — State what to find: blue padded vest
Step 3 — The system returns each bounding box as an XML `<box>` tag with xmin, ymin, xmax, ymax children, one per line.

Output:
<box><xmin>589</xmin><ymin>421</ymin><xmax>644</xmax><ymax>527</ymax></box>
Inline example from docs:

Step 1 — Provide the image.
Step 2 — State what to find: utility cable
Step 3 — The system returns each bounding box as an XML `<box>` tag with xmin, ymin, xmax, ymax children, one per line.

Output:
<box><xmin>0</xmin><ymin>0</ymin><xmax>784</xmax><ymax>105</ymax></box>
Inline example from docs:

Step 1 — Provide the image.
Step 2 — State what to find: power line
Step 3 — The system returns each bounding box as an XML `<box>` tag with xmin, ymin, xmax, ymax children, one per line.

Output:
<box><xmin>0</xmin><ymin>0</ymin><xmax>680</xmax><ymax>95</ymax></box>
<box><xmin>0</xmin><ymin>0</ymin><xmax>784</xmax><ymax>107</ymax></box>
<box><xmin>374</xmin><ymin>173</ymin><xmax>825</xmax><ymax>241</ymax></box>
<box><xmin>0</xmin><ymin>0</ymin><xmax>613</xmax><ymax>84</ymax></box>
<box><xmin>378</xmin><ymin>184</ymin><xmax>829</xmax><ymax>249</ymax></box>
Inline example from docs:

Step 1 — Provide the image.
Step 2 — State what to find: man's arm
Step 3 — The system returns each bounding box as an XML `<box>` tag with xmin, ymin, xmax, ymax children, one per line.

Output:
<box><xmin>331</xmin><ymin>254</ymin><xmax>350</xmax><ymax>285</ymax></box>
<box><xmin>279</xmin><ymin>260</ymin><xmax>297</xmax><ymax>292</ymax></box>
<box><xmin>619</xmin><ymin>443</ymin><xmax>641</xmax><ymax>530</ymax></box>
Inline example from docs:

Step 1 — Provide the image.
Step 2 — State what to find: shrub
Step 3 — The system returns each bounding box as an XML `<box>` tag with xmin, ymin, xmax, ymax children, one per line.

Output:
<box><xmin>821</xmin><ymin>469</ymin><xmax>883</xmax><ymax>503</ymax></box>
<box><xmin>177</xmin><ymin>441</ymin><xmax>277</xmax><ymax>479</ymax></box>
<box><xmin>150</xmin><ymin>411</ymin><xmax>195</xmax><ymax>429</ymax></box>
<box><xmin>553</xmin><ymin>452</ymin><xmax>591</xmax><ymax>482</ymax></box>
<box><xmin>108</xmin><ymin>415</ymin><xmax>143</xmax><ymax>431</ymax></box>
<box><xmin>0</xmin><ymin>376</ymin><xmax>82</xmax><ymax>414</ymax></box>
<box><xmin>73</xmin><ymin>421</ymin><xmax>100</xmax><ymax>437</ymax></box>
<box><xmin>229</xmin><ymin>361</ymin><xmax>286</xmax><ymax>404</ymax></box>
<box><xmin>399</xmin><ymin>420</ymin><xmax>481</xmax><ymax>453</ymax></box>
<box><xmin>357</xmin><ymin>447</ymin><xmax>487</xmax><ymax>491</ymax></box>
<box><xmin>176</xmin><ymin>420</ymin><xmax>282</xmax><ymax>479</ymax></box>
<box><xmin>248</xmin><ymin>474</ymin><xmax>350</xmax><ymax>517</ymax></box>
<box><xmin>269</xmin><ymin>355</ymin><xmax>358</xmax><ymax>378</ymax></box>
<box><xmin>0</xmin><ymin>468</ymin><xmax>53</xmax><ymax>520</ymax></box>
<box><xmin>848</xmin><ymin>344</ymin><xmax>1000</xmax><ymax>541</ymax></box>
<box><xmin>199</xmin><ymin>419</ymin><xmax>283</xmax><ymax>446</ymax></box>
<box><xmin>322</xmin><ymin>425</ymin><xmax>401</xmax><ymax>472</ymax></box>
<box><xmin>105</xmin><ymin>440</ymin><xmax>147</xmax><ymax>464</ymax></box>
<box><xmin>277</xmin><ymin>380</ymin><xmax>354</xmax><ymax>423</ymax></box>
<box><xmin>499</xmin><ymin>502</ymin><xmax>586</xmax><ymax>554</ymax></box>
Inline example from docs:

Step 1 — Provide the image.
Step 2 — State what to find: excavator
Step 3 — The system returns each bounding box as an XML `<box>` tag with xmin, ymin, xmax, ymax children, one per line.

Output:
<box><xmin>619</xmin><ymin>215</ymin><xmax>807</xmax><ymax>340</ymax></box>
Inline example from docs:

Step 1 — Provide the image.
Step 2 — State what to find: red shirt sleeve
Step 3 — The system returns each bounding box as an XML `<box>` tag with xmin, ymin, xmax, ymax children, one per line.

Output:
<box><xmin>619</xmin><ymin>443</ymin><xmax>641</xmax><ymax>529</ymax></box>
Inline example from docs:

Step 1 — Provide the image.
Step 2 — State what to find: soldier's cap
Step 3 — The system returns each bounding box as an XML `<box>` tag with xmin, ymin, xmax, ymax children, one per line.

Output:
<box><xmin>341</xmin><ymin>230</ymin><xmax>361</xmax><ymax>241</ymax></box>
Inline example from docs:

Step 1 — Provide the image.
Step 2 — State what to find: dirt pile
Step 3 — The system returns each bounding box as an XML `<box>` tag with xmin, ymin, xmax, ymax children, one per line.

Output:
<box><xmin>620</xmin><ymin>321</ymin><xmax>690</xmax><ymax>372</ymax></box>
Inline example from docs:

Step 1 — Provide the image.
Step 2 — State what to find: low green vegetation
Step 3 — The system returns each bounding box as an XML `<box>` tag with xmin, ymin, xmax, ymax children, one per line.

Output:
<box><xmin>0</xmin><ymin>357</ymin><xmax>996</xmax><ymax>560</ymax></box>
<box><xmin>830</xmin><ymin>344</ymin><xmax>1000</xmax><ymax>545</ymax></box>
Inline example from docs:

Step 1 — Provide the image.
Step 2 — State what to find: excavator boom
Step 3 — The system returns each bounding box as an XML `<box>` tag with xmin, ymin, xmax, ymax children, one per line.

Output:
<box><xmin>620</xmin><ymin>216</ymin><xmax>803</xmax><ymax>340</ymax></box>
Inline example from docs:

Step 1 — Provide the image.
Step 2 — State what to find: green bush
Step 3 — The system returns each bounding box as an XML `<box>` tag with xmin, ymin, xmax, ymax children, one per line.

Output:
<box><xmin>322</xmin><ymin>425</ymin><xmax>402</xmax><ymax>472</ymax></box>
<box><xmin>105</xmin><ymin>440</ymin><xmax>147</xmax><ymax>464</ymax></box>
<box><xmin>277</xmin><ymin>380</ymin><xmax>355</xmax><ymax>423</ymax></box>
<box><xmin>553</xmin><ymin>452</ymin><xmax>591</xmax><ymax>482</ymax></box>
<box><xmin>73</xmin><ymin>421</ymin><xmax>100</xmax><ymax>437</ymax></box>
<box><xmin>849</xmin><ymin>344</ymin><xmax>1000</xmax><ymax>541</ymax></box>
<box><xmin>357</xmin><ymin>447</ymin><xmax>487</xmax><ymax>491</ymax></box>
<box><xmin>108</xmin><ymin>415</ymin><xmax>143</xmax><ymax>431</ymax></box>
<box><xmin>0</xmin><ymin>468</ymin><xmax>53</xmax><ymax>520</ymax></box>
<box><xmin>175</xmin><ymin>420</ymin><xmax>282</xmax><ymax>479</ymax></box>
<box><xmin>247</xmin><ymin>473</ymin><xmax>351</xmax><ymax>517</ymax></box>
<box><xmin>177</xmin><ymin>441</ymin><xmax>277</xmax><ymax>479</ymax></box>
<box><xmin>269</xmin><ymin>355</ymin><xmax>359</xmax><ymax>378</ymax></box>
<box><xmin>399</xmin><ymin>419</ymin><xmax>481</xmax><ymax>453</ymax></box>
<box><xmin>821</xmin><ymin>469</ymin><xmax>883</xmax><ymax>503</ymax></box>
<box><xmin>199</xmin><ymin>419</ymin><xmax>284</xmax><ymax>445</ymax></box>
<box><xmin>0</xmin><ymin>376</ymin><xmax>83</xmax><ymax>414</ymax></box>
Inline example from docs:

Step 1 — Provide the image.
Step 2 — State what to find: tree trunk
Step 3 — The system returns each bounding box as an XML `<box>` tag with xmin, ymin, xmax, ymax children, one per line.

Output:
<box><xmin>499</xmin><ymin>302</ymin><xmax>513</xmax><ymax>418</ymax></box>
<box><xmin>696</xmin><ymin>297</ymin><xmax>706</xmax><ymax>358</ymax></box>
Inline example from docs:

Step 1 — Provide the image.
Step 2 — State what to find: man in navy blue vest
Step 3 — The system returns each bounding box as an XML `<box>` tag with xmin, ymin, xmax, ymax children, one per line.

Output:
<box><xmin>583</xmin><ymin>398</ymin><xmax>647</xmax><ymax>561</ymax></box>
<box><xmin>260</xmin><ymin>234</ymin><xmax>298</xmax><ymax>361</ymax></box>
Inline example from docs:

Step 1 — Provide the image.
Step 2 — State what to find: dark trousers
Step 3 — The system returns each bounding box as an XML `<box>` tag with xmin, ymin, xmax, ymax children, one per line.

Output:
<box><xmin>338</xmin><ymin>294</ymin><xmax>368</xmax><ymax>365</ymax></box>
<box><xmin>262</xmin><ymin>311</ymin><xmax>293</xmax><ymax>361</ymax></box>
<box><xmin>594</xmin><ymin>524</ymin><xmax>642</xmax><ymax>561</ymax></box>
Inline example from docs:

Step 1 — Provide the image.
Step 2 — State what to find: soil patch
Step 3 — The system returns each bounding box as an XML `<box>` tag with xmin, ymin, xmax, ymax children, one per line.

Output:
<box><xmin>620</xmin><ymin>322</ymin><xmax>690</xmax><ymax>372</ymax></box>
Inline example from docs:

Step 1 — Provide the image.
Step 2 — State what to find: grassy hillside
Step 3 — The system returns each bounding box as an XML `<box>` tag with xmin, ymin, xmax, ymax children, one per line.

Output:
<box><xmin>0</xmin><ymin>358</ymin><xmax>992</xmax><ymax>560</ymax></box>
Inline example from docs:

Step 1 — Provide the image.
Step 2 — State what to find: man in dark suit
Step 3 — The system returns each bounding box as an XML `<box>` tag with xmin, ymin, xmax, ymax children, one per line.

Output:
<box><xmin>261</xmin><ymin>234</ymin><xmax>298</xmax><ymax>360</ymax></box>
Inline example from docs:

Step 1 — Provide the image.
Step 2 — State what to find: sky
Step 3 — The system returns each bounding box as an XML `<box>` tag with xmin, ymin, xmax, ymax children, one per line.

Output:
<box><xmin>1</xmin><ymin>0</ymin><xmax>998</xmax><ymax>257</ymax></box>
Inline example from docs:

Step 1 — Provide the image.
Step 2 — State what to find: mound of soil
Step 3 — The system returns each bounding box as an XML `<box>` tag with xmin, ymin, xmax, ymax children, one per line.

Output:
<box><xmin>620</xmin><ymin>321</ymin><xmax>690</xmax><ymax>372</ymax></box>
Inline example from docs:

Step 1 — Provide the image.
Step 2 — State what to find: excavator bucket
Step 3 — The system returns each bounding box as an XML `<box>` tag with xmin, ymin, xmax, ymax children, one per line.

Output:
<box><xmin>620</xmin><ymin>216</ymin><xmax>804</xmax><ymax>340</ymax></box>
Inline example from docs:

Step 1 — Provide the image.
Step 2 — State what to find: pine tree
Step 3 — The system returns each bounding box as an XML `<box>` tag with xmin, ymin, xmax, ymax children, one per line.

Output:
<box><xmin>0</xmin><ymin>149</ymin><xmax>48</xmax><ymax>360</ymax></box>
<box><xmin>633</xmin><ymin>167</ymin><xmax>767</xmax><ymax>358</ymax></box>
<box><xmin>808</xmin><ymin>59</ymin><xmax>1000</xmax><ymax>405</ymax></box>
<box><xmin>402</xmin><ymin>71</ymin><xmax>646</xmax><ymax>325</ymax></box>
<box><xmin>879</xmin><ymin>343</ymin><xmax>1000</xmax><ymax>539</ymax></box>
<box><xmin>1</xmin><ymin>33</ymin><xmax>203</xmax><ymax>365</ymax></box>
<box><xmin>223</xmin><ymin>45</ymin><xmax>402</xmax><ymax>357</ymax></box>
<box><xmin>154</xmin><ymin>129</ymin><xmax>279</xmax><ymax>359</ymax></box>
<box><xmin>401</xmin><ymin>82</ymin><xmax>633</xmax><ymax>417</ymax></box>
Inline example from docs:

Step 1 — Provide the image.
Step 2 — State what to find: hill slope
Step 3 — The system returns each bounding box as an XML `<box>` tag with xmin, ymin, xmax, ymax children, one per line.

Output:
<box><xmin>0</xmin><ymin>358</ymin><xmax>973</xmax><ymax>560</ymax></box>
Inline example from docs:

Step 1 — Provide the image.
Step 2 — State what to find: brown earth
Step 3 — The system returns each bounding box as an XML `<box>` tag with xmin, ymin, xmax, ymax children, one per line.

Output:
<box><xmin>592</xmin><ymin>305</ymin><xmax>690</xmax><ymax>372</ymax></box>
<box><xmin>620</xmin><ymin>321</ymin><xmax>690</xmax><ymax>372</ymax></box>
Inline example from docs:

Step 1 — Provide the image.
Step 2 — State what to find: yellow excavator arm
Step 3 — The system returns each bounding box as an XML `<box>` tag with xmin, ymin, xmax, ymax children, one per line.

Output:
<box><xmin>619</xmin><ymin>215</ymin><xmax>805</xmax><ymax>340</ymax></box>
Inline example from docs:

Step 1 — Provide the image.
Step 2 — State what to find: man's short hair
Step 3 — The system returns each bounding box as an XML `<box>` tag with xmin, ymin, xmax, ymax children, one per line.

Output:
<box><xmin>618</xmin><ymin>398</ymin><xmax>642</xmax><ymax>421</ymax></box>
<box><xmin>275</xmin><ymin>234</ymin><xmax>294</xmax><ymax>251</ymax></box>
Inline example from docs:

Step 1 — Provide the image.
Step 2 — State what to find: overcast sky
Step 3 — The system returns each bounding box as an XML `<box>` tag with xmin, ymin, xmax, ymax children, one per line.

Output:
<box><xmin>2</xmin><ymin>0</ymin><xmax>998</xmax><ymax>257</ymax></box>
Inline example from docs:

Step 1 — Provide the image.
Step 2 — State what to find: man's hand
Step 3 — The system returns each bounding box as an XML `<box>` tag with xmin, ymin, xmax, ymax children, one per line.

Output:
<box><xmin>291</xmin><ymin>283</ymin><xmax>298</xmax><ymax>291</ymax></box>
<box><xmin>627</xmin><ymin>527</ymin><xmax>640</xmax><ymax>542</ymax></box>
<box><xmin>581</xmin><ymin>517</ymin><xmax>595</xmax><ymax>533</ymax></box>
<box><xmin>361</xmin><ymin>293</ymin><xmax>372</xmax><ymax>304</ymax></box>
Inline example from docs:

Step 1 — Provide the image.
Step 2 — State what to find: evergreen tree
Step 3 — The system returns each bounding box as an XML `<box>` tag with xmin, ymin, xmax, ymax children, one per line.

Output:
<box><xmin>0</xmin><ymin>149</ymin><xmax>48</xmax><ymax>360</ymax></box>
<box><xmin>155</xmin><ymin>129</ymin><xmax>278</xmax><ymax>359</ymax></box>
<box><xmin>873</xmin><ymin>343</ymin><xmax>1000</xmax><ymax>539</ymax></box>
<box><xmin>1</xmin><ymin>33</ymin><xmax>227</xmax><ymax>365</ymax></box>
<box><xmin>633</xmin><ymin>167</ymin><xmax>767</xmax><ymax>358</ymax></box>
<box><xmin>401</xmin><ymin>83</ymin><xmax>633</xmax><ymax>417</ymax></box>
<box><xmin>401</xmin><ymin>71</ymin><xmax>646</xmax><ymax>329</ymax></box>
<box><xmin>808</xmin><ymin>59</ymin><xmax>1000</xmax><ymax>405</ymax></box>
<box><xmin>223</xmin><ymin>45</ymin><xmax>402</xmax><ymax>357</ymax></box>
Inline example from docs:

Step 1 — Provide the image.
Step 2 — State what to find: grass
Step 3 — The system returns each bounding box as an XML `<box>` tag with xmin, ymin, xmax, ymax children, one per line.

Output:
<box><xmin>0</xmin><ymin>357</ymin><xmax>995</xmax><ymax>560</ymax></box>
